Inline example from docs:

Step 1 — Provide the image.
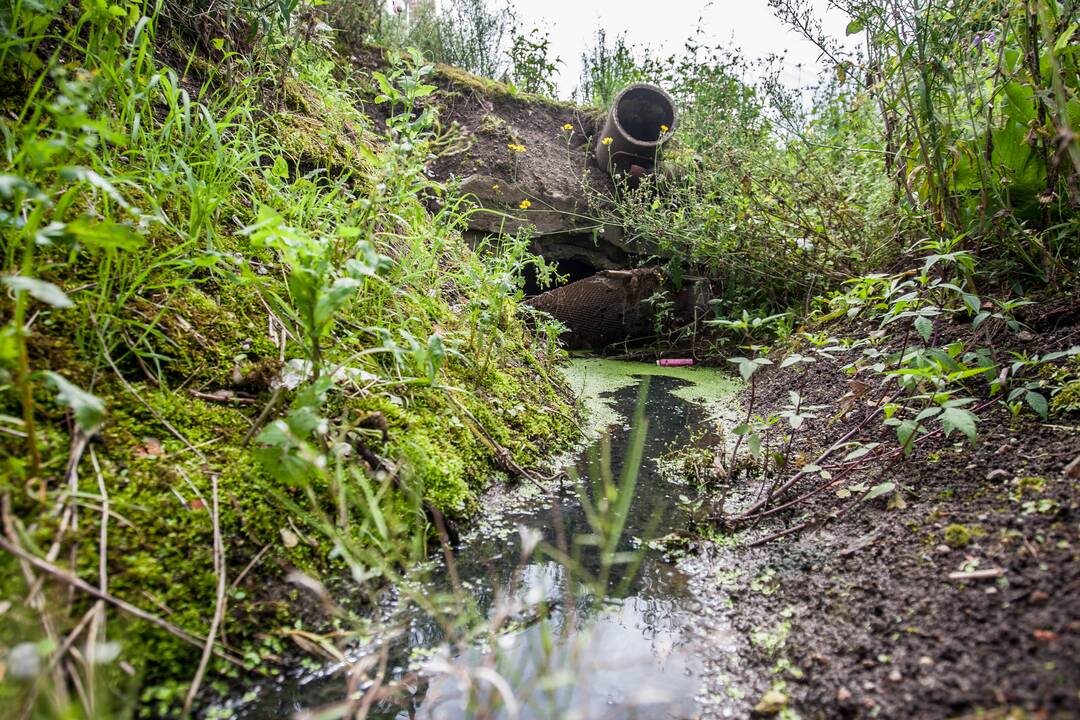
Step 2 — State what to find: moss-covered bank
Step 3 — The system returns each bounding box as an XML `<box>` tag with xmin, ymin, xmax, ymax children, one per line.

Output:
<box><xmin>0</xmin><ymin>4</ymin><xmax>577</xmax><ymax>716</ymax></box>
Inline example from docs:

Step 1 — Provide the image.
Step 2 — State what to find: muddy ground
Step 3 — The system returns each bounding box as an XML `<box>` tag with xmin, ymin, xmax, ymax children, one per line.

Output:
<box><xmin>686</xmin><ymin>303</ymin><xmax>1080</xmax><ymax>719</ymax></box>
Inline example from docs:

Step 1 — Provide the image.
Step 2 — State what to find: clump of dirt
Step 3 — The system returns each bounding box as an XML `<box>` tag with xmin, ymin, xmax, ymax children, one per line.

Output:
<box><xmin>689</xmin><ymin>312</ymin><xmax>1080</xmax><ymax>718</ymax></box>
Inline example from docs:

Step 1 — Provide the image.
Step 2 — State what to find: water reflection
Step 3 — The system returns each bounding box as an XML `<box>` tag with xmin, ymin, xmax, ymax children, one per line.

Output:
<box><xmin>235</xmin><ymin>370</ymin><xmax>711</xmax><ymax>720</ymax></box>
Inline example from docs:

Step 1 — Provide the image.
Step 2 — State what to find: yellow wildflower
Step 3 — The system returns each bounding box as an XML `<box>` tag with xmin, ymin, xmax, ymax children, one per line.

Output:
<box><xmin>660</xmin><ymin>124</ymin><xmax>670</xmax><ymax>132</ymax></box>
<box><xmin>492</xmin><ymin>184</ymin><xmax>499</xmax><ymax>191</ymax></box>
<box><xmin>519</xmin><ymin>199</ymin><xmax>532</xmax><ymax>210</ymax></box>
<box><xmin>507</xmin><ymin>143</ymin><xmax>526</xmax><ymax>152</ymax></box>
<box><xmin>601</xmin><ymin>137</ymin><xmax>613</xmax><ymax>145</ymax></box>
<box><xmin>562</xmin><ymin>123</ymin><xmax>574</xmax><ymax>131</ymax></box>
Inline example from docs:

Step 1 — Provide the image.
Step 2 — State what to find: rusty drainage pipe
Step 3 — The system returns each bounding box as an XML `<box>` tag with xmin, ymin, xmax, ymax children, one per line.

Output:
<box><xmin>594</xmin><ymin>83</ymin><xmax>677</xmax><ymax>176</ymax></box>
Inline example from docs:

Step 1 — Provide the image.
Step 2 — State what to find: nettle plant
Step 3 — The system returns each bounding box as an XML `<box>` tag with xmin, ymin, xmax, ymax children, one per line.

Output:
<box><xmin>509</xmin><ymin>27</ymin><xmax>560</xmax><ymax>97</ymax></box>
<box><xmin>831</xmin><ymin>234</ymin><xmax>1079</xmax><ymax>451</ymax></box>
<box><xmin>243</xmin><ymin>205</ymin><xmax>392</xmax><ymax>381</ymax></box>
<box><xmin>371</xmin><ymin>49</ymin><xmax>439</xmax><ymax>196</ymax></box>
<box><xmin>721</xmin><ymin>234</ymin><xmax>1078</xmax><ymax>535</ymax></box>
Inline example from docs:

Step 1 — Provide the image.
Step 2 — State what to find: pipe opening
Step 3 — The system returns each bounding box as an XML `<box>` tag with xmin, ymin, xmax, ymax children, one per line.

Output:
<box><xmin>522</xmin><ymin>257</ymin><xmax>598</xmax><ymax>297</ymax></box>
<box><xmin>615</xmin><ymin>86</ymin><xmax>675</xmax><ymax>145</ymax></box>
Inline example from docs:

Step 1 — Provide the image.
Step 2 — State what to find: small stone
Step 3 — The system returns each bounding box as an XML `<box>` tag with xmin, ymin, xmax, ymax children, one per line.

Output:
<box><xmin>936</xmin><ymin>544</ymin><xmax>952</xmax><ymax>554</ymax></box>
<box><xmin>994</xmin><ymin>444</ymin><xmax>1011</xmax><ymax>455</ymax></box>
<box><xmin>752</xmin><ymin>689</ymin><xmax>788</xmax><ymax>716</ymax></box>
<box><xmin>836</xmin><ymin>687</ymin><xmax>853</xmax><ymax>702</ymax></box>
<box><xmin>918</xmin><ymin>656</ymin><xmax>934</xmax><ymax>667</ymax></box>
<box><xmin>1064</xmin><ymin>454</ymin><xmax>1080</xmax><ymax>479</ymax></box>
<box><xmin>1017</xmin><ymin>330</ymin><xmax>1034</xmax><ymax>342</ymax></box>
<box><xmin>1033</xmin><ymin>629</ymin><xmax>1058</xmax><ymax>642</ymax></box>
<box><xmin>889</xmin><ymin>669</ymin><xmax>903</xmax><ymax>683</ymax></box>
<box><xmin>985</xmin><ymin>468</ymin><xmax>1010</xmax><ymax>481</ymax></box>
<box><xmin>1030</xmin><ymin>590</ymin><xmax>1050</xmax><ymax>604</ymax></box>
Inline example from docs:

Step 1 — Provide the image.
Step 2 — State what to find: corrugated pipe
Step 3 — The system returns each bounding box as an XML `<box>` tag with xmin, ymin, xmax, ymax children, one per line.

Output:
<box><xmin>594</xmin><ymin>83</ymin><xmax>677</xmax><ymax>177</ymax></box>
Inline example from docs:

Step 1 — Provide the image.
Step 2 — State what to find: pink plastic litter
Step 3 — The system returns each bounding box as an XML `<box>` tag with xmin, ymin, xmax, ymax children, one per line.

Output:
<box><xmin>656</xmin><ymin>358</ymin><xmax>694</xmax><ymax>367</ymax></box>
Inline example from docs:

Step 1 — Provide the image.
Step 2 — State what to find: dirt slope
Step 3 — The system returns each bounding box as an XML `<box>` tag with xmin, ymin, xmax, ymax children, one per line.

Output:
<box><xmin>690</xmin><ymin>302</ymin><xmax>1080</xmax><ymax>719</ymax></box>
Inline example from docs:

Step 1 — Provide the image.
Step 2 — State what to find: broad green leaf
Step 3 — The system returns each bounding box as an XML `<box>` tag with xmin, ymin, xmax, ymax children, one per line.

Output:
<box><xmin>846</xmin><ymin>19</ymin><xmax>864</xmax><ymax>35</ymax></box>
<box><xmin>43</xmin><ymin>371</ymin><xmax>104</xmax><ymax>431</ymax></box>
<box><xmin>914</xmin><ymin>315</ymin><xmax>933</xmax><ymax>343</ymax></box>
<box><xmin>1054</xmin><ymin>23</ymin><xmax>1078</xmax><ymax>55</ymax></box>
<box><xmin>426</xmin><ymin>333</ymin><xmax>446</xmax><ymax>380</ymax></box>
<box><xmin>65</xmin><ymin>217</ymin><xmax>144</xmax><ymax>252</ymax></box>
<box><xmin>915</xmin><ymin>406</ymin><xmax>941</xmax><ymax>421</ymax></box>
<box><xmin>313</xmin><ymin>277</ymin><xmax>362</xmax><ymax>334</ymax></box>
<box><xmin>895</xmin><ymin>419</ymin><xmax>918</xmax><ymax>455</ymax></box>
<box><xmin>0</xmin><ymin>325</ymin><xmax>18</xmax><ymax>364</ymax></box>
<box><xmin>865</xmin><ymin>482</ymin><xmax>895</xmax><ymax>501</ymax></box>
<box><xmin>0</xmin><ymin>174</ymin><xmax>44</xmax><ymax>201</ymax></box>
<box><xmin>940</xmin><ymin>406</ymin><xmax>978</xmax><ymax>442</ymax></box>
<box><xmin>1042</xmin><ymin>346</ymin><xmax>1080</xmax><ymax>362</ymax></box>
<box><xmin>271</xmin><ymin>155</ymin><xmax>290</xmax><ymax>179</ymax></box>
<box><xmin>1025</xmin><ymin>391</ymin><xmax>1048</xmax><ymax>419</ymax></box>
<box><xmin>748</xmin><ymin>433</ymin><xmax>762</xmax><ymax>458</ymax></box>
<box><xmin>59</xmin><ymin>167</ymin><xmax>131</xmax><ymax>210</ymax></box>
<box><xmin>2</xmin><ymin>276</ymin><xmax>73</xmax><ymax>308</ymax></box>
<box><xmin>842</xmin><ymin>443</ymin><xmax>879</xmax><ymax>461</ymax></box>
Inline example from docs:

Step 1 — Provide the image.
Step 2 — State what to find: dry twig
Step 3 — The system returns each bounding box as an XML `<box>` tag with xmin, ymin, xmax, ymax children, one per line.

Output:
<box><xmin>182</xmin><ymin>475</ymin><xmax>228</xmax><ymax>716</ymax></box>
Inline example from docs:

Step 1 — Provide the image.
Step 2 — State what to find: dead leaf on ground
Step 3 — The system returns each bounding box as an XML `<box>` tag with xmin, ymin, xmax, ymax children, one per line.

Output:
<box><xmin>1033</xmin><ymin>629</ymin><xmax>1058</xmax><ymax>642</ymax></box>
<box><xmin>1064</xmin><ymin>454</ymin><xmax>1080</xmax><ymax>479</ymax></box>
<box><xmin>134</xmin><ymin>436</ymin><xmax>164</xmax><ymax>459</ymax></box>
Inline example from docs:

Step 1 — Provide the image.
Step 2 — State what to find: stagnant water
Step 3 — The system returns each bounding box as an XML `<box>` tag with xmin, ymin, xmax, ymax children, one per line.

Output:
<box><xmin>228</xmin><ymin>360</ymin><xmax>739</xmax><ymax>720</ymax></box>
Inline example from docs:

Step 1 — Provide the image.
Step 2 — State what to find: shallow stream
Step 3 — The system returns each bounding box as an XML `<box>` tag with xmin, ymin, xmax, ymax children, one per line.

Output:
<box><xmin>232</xmin><ymin>359</ymin><xmax>740</xmax><ymax>719</ymax></box>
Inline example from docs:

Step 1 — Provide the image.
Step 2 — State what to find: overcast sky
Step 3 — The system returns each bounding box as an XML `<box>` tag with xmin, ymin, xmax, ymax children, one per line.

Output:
<box><xmin>510</xmin><ymin>0</ymin><xmax>855</xmax><ymax>97</ymax></box>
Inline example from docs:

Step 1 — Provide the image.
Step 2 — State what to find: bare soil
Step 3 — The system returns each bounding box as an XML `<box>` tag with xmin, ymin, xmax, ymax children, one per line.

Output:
<box><xmin>690</xmin><ymin>304</ymin><xmax>1080</xmax><ymax>719</ymax></box>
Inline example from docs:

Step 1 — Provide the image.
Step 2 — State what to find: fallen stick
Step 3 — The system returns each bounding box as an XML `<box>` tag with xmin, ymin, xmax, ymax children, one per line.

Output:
<box><xmin>0</xmin><ymin>534</ymin><xmax>245</xmax><ymax>668</ymax></box>
<box><xmin>445</xmin><ymin>393</ymin><xmax>562</xmax><ymax>491</ymax></box>
<box><xmin>188</xmin><ymin>389</ymin><xmax>257</xmax><ymax>405</ymax></box>
<box><xmin>183</xmin><ymin>475</ymin><xmax>227</xmax><ymax>715</ymax></box>
<box><xmin>948</xmin><ymin>568</ymin><xmax>1005</xmax><ymax>581</ymax></box>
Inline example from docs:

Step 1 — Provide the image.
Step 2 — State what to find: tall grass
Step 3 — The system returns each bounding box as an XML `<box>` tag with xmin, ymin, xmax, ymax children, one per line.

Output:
<box><xmin>0</xmin><ymin>1</ymin><xmax>572</xmax><ymax>716</ymax></box>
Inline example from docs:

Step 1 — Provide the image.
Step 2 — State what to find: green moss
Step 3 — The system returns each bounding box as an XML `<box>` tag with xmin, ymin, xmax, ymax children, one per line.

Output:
<box><xmin>1010</xmin><ymin>475</ymin><xmax>1049</xmax><ymax>503</ymax></box>
<box><xmin>435</xmin><ymin>64</ymin><xmax>519</xmax><ymax>100</ymax></box>
<box><xmin>943</xmin><ymin>523</ymin><xmax>974</xmax><ymax>549</ymax></box>
<box><xmin>477</xmin><ymin>113</ymin><xmax>508</xmax><ymax>135</ymax></box>
<box><xmin>0</xmin><ymin>23</ymin><xmax>582</xmax><ymax>717</ymax></box>
<box><xmin>275</xmin><ymin>111</ymin><xmax>358</xmax><ymax>170</ymax></box>
<box><xmin>750</xmin><ymin>620</ymin><xmax>792</xmax><ymax>655</ymax></box>
<box><xmin>1051</xmin><ymin>379</ymin><xmax>1080</xmax><ymax>414</ymax></box>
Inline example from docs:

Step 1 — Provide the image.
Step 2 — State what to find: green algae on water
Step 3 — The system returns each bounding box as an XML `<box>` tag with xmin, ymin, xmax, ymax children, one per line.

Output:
<box><xmin>560</xmin><ymin>358</ymin><xmax>742</xmax><ymax>436</ymax></box>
